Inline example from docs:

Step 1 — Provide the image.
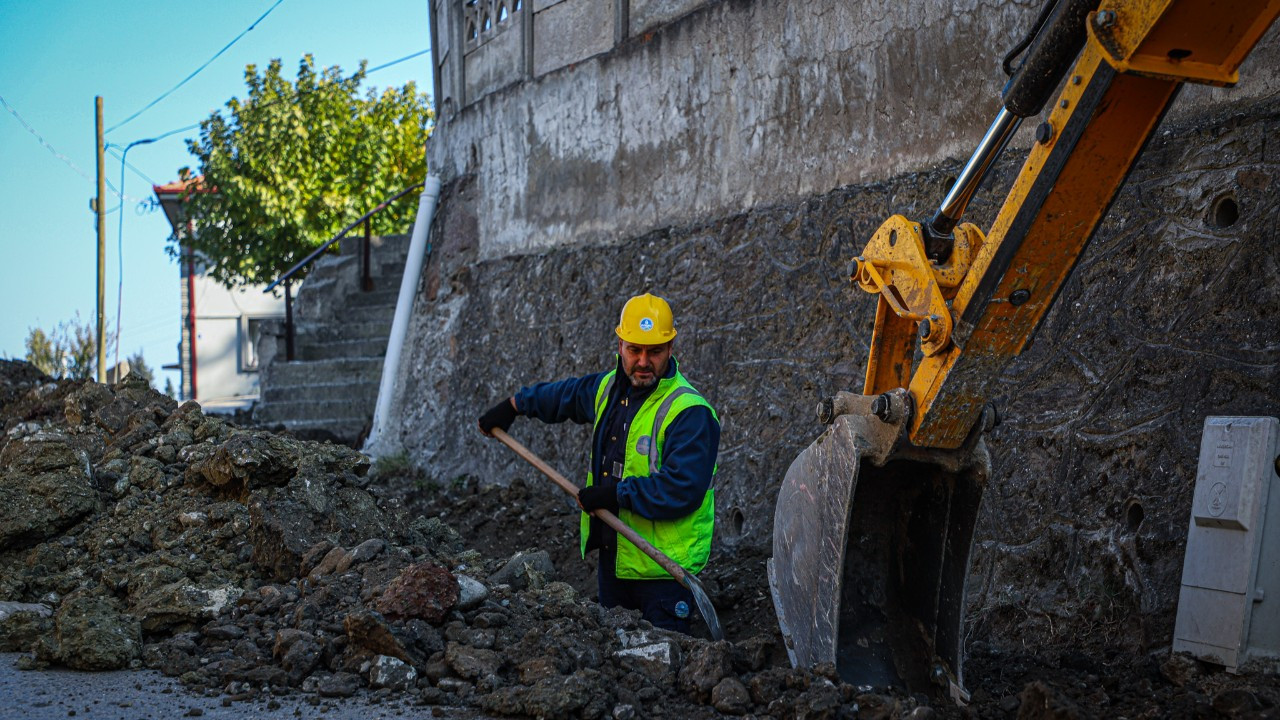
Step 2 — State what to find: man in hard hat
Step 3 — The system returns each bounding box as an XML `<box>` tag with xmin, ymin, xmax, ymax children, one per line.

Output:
<box><xmin>477</xmin><ymin>293</ymin><xmax>720</xmax><ymax>634</ymax></box>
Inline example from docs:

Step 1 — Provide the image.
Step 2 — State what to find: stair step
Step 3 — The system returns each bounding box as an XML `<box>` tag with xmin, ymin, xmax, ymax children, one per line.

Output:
<box><xmin>263</xmin><ymin>357</ymin><xmax>383</xmax><ymax>386</ymax></box>
<box><xmin>295</xmin><ymin>321</ymin><xmax>393</xmax><ymax>343</ymax></box>
<box><xmin>340</xmin><ymin>233</ymin><xmax>411</xmax><ymax>258</ymax></box>
<box><xmin>298</xmin><ymin>338</ymin><xmax>389</xmax><ymax>360</ymax></box>
<box><xmin>299</xmin><ymin>254</ymin><xmax>356</xmax><ymax>283</ymax></box>
<box><xmin>262</xmin><ymin>417</ymin><xmax>370</xmax><ymax>445</ymax></box>
<box><xmin>346</xmin><ymin>289</ymin><xmax>401</xmax><ymax>308</ymax></box>
<box><xmin>261</xmin><ymin>380</ymin><xmax>380</xmax><ymax>403</ymax></box>
<box><xmin>343</xmin><ymin>305</ymin><xmax>396</xmax><ymax>323</ymax></box>
<box><xmin>255</xmin><ymin>397</ymin><xmax>377</xmax><ymax>424</ymax></box>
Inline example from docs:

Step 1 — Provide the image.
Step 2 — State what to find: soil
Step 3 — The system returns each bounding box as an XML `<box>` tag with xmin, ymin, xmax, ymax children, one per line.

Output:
<box><xmin>1</xmin><ymin>358</ymin><xmax>1278</xmax><ymax>719</ymax></box>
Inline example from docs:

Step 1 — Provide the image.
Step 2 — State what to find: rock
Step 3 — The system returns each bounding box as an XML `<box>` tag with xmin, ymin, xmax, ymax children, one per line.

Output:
<box><xmin>678</xmin><ymin>640</ymin><xmax>733</xmax><ymax>698</ymax></box>
<box><xmin>273</xmin><ymin>629</ymin><xmax>323</xmax><ymax>685</ymax></box>
<box><xmin>127</xmin><ymin>455</ymin><xmax>167</xmax><ymax>492</ymax></box>
<box><xmin>1213</xmin><ymin>689</ymin><xmax>1262</xmax><ymax>716</ymax></box>
<box><xmin>1017</xmin><ymin>680</ymin><xmax>1079</xmax><ymax>720</ymax></box>
<box><xmin>308</xmin><ymin>546</ymin><xmax>352</xmax><ymax>579</ymax></box>
<box><xmin>193</xmin><ymin>433</ymin><xmax>294</xmax><ymax>490</ymax></box>
<box><xmin>247</xmin><ymin>476</ymin><xmax>391</xmax><ymax>581</ymax></box>
<box><xmin>317</xmin><ymin>671</ymin><xmax>362</xmax><ymax>698</ymax></box>
<box><xmin>344</xmin><ymin>611</ymin><xmax>414</xmax><ymax>664</ymax></box>
<box><xmin>63</xmin><ymin>382</ymin><xmax>113</xmax><ymax>428</ymax></box>
<box><xmin>1160</xmin><ymin>653</ymin><xmax>1201</xmax><ymax>687</ymax></box>
<box><xmin>456</xmin><ymin>575</ymin><xmax>488</xmax><ymax>611</ymax></box>
<box><xmin>712</xmin><ymin>676</ymin><xmax>751</xmax><ymax>715</ymax></box>
<box><xmin>349</xmin><ymin>538</ymin><xmax>386</xmax><ymax>564</ymax></box>
<box><xmin>0</xmin><ymin>602</ymin><xmax>53</xmax><ymax>652</ymax></box>
<box><xmin>614</xmin><ymin>637</ymin><xmax>680</xmax><ymax>682</ymax></box>
<box><xmin>445</xmin><ymin>641</ymin><xmax>503</xmax><ymax>680</ymax></box>
<box><xmin>45</xmin><ymin>591</ymin><xmax>142</xmax><ymax>670</ymax></box>
<box><xmin>375</xmin><ymin>561</ymin><xmax>459</xmax><ymax>623</ymax></box>
<box><xmin>516</xmin><ymin>657</ymin><xmax>560</xmax><ymax>684</ymax></box>
<box><xmin>854</xmin><ymin>691</ymin><xmax>902</xmax><ymax>720</ymax></box>
<box><xmin>0</xmin><ymin>432</ymin><xmax>95</xmax><ymax>549</ymax></box>
<box><xmin>478</xmin><ymin>669</ymin><xmax>601</xmax><ymax>718</ymax></box>
<box><xmin>298</xmin><ymin>541</ymin><xmax>335</xmax><ymax>575</ymax></box>
<box><xmin>488</xmin><ymin>550</ymin><xmax>555</xmax><ymax>590</ymax></box>
<box><xmin>369</xmin><ymin>654</ymin><xmax>418</xmax><ymax>690</ymax></box>
<box><xmin>128</xmin><ymin>577</ymin><xmax>242</xmax><ymax>633</ymax></box>
<box><xmin>612</xmin><ymin>704</ymin><xmax>637</xmax><ymax>720</ymax></box>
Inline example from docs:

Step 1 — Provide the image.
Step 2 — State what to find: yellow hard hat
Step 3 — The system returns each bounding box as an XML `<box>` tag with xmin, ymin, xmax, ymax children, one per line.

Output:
<box><xmin>615</xmin><ymin>293</ymin><xmax>677</xmax><ymax>345</ymax></box>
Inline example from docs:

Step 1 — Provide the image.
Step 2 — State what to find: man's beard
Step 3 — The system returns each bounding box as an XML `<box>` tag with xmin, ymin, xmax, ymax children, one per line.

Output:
<box><xmin>627</xmin><ymin>370</ymin><xmax>658</xmax><ymax>389</ymax></box>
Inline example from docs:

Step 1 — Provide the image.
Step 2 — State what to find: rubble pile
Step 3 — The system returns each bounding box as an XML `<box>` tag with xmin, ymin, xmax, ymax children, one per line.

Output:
<box><xmin>4</xmin><ymin>359</ymin><xmax>1279</xmax><ymax>719</ymax></box>
<box><xmin>0</xmin><ymin>361</ymin><xmax>924</xmax><ymax>718</ymax></box>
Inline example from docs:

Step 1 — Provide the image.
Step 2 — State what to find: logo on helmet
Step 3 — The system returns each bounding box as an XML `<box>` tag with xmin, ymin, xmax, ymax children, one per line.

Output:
<box><xmin>674</xmin><ymin>601</ymin><xmax>690</xmax><ymax>619</ymax></box>
<box><xmin>639</xmin><ymin>317</ymin><xmax>654</xmax><ymax>332</ymax></box>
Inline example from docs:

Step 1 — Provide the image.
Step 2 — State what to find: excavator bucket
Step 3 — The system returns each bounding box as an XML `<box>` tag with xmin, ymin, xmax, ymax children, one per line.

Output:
<box><xmin>767</xmin><ymin>390</ymin><xmax>989</xmax><ymax>702</ymax></box>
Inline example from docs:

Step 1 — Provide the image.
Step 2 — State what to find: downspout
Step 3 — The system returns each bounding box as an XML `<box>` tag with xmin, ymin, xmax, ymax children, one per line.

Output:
<box><xmin>186</xmin><ymin>235</ymin><xmax>198</xmax><ymax>401</ymax></box>
<box><xmin>363</xmin><ymin>174</ymin><xmax>442</xmax><ymax>457</ymax></box>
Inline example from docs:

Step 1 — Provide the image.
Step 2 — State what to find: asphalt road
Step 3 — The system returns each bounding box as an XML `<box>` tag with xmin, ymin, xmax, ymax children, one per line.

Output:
<box><xmin>0</xmin><ymin>653</ymin><xmax>478</xmax><ymax>720</ymax></box>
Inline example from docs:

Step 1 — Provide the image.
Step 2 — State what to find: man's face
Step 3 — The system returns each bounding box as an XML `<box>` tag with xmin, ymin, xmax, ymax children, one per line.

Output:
<box><xmin>618</xmin><ymin>339</ymin><xmax>672</xmax><ymax>389</ymax></box>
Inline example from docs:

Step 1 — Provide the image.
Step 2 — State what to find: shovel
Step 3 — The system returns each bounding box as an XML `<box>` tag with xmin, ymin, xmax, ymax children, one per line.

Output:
<box><xmin>491</xmin><ymin>428</ymin><xmax>725</xmax><ymax>640</ymax></box>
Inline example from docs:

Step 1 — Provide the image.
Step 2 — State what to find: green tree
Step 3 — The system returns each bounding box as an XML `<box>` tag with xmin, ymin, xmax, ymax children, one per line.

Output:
<box><xmin>24</xmin><ymin>315</ymin><xmax>113</xmax><ymax>380</ymax></box>
<box><xmin>175</xmin><ymin>55</ymin><xmax>433</xmax><ymax>288</ymax></box>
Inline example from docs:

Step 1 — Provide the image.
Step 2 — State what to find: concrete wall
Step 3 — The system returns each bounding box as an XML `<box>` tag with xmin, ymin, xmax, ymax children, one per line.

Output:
<box><xmin>395</xmin><ymin>0</ymin><xmax>1280</xmax><ymax>652</ymax></box>
<box><xmin>426</xmin><ymin>0</ymin><xmax>1280</xmax><ymax>260</ymax></box>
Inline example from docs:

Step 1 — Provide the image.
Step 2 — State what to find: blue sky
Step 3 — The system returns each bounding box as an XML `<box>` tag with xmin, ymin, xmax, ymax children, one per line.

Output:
<box><xmin>0</xmin><ymin>0</ymin><xmax>432</xmax><ymax>389</ymax></box>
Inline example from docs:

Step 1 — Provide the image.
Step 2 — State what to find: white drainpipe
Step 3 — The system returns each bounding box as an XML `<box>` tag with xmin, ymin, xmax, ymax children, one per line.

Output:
<box><xmin>363</xmin><ymin>174</ymin><xmax>442</xmax><ymax>457</ymax></box>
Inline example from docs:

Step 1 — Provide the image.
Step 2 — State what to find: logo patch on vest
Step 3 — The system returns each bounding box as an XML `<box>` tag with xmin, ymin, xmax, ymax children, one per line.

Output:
<box><xmin>636</xmin><ymin>435</ymin><xmax>651</xmax><ymax>455</ymax></box>
<box><xmin>639</xmin><ymin>317</ymin><xmax>654</xmax><ymax>331</ymax></box>
<box><xmin>674</xmin><ymin>601</ymin><xmax>690</xmax><ymax>619</ymax></box>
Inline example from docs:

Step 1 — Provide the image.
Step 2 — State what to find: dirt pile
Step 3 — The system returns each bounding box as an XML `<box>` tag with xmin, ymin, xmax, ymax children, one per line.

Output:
<box><xmin>0</xmin><ymin>361</ymin><xmax>925</xmax><ymax>718</ymax></box>
<box><xmin>4</xmin><ymin>359</ymin><xmax>1278</xmax><ymax>719</ymax></box>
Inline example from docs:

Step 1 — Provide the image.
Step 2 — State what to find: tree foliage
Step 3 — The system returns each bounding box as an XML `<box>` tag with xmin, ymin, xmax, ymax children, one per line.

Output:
<box><xmin>24</xmin><ymin>315</ymin><xmax>113</xmax><ymax>380</ymax></box>
<box><xmin>175</xmin><ymin>55</ymin><xmax>433</xmax><ymax>288</ymax></box>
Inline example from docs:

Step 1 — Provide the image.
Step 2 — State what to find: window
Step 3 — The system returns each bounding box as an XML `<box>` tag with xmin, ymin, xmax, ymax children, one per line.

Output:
<box><xmin>239</xmin><ymin>316</ymin><xmax>268</xmax><ymax>372</ymax></box>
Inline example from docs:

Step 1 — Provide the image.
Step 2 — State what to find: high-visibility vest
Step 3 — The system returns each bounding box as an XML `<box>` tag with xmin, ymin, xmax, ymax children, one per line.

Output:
<box><xmin>581</xmin><ymin>364</ymin><xmax>717</xmax><ymax>579</ymax></box>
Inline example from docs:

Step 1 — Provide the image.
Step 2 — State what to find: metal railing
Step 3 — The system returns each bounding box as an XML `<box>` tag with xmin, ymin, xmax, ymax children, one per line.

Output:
<box><xmin>263</xmin><ymin>182</ymin><xmax>425</xmax><ymax>361</ymax></box>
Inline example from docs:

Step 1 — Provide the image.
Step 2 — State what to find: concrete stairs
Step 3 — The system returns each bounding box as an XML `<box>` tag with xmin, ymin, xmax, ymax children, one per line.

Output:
<box><xmin>253</xmin><ymin>234</ymin><xmax>410</xmax><ymax>444</ymax></box>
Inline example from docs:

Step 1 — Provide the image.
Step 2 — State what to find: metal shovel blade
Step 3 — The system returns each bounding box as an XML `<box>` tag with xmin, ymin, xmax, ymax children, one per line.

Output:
<box><xmin>683</xmin><ymin>572</ymin><xmax>725</xmax><ymax>641</ymax></box>
<box><xmin>769</xmin><ymin>411</ymin><xmax>987</xmax><ymax>699</ymax></box>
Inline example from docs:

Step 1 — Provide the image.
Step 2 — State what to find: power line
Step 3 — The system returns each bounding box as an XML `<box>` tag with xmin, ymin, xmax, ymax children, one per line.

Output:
<box><xmin>367</xmin><ymin>48</ymin><xmax>431</xmax><ymax>74</ymax></box>
<box><xmin>106</xmin><ymin>146</ymin><xmax>156</xmax><ymax>186</ymax></box>
<box><xmin>1</xmin><ymin>93</ymin><xmax>96</xmax><ymax>184</ymax></box>
<box><xmin>106</xmin><ymin>0</ymin><xmax>287</xmax><ymax>135</ymax></box>
<box><xmin>115</xmin><ymin>47</ymin><xmax>431</xmax><ymax>154</ymax></box>
<box><xmin>0</xmin><ymin>93</ymin><xmax>143</xmax><ymax>203</ymax></box>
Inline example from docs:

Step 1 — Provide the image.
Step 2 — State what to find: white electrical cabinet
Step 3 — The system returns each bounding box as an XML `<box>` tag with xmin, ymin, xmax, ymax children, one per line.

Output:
<box><xmin>1173</xmin><ymin>416</ymin><xmax>1280</xmax><ymax>671</ymax></box>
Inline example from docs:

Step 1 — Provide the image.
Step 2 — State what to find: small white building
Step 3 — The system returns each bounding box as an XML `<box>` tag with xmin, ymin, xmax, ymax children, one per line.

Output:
<box><xmin>153</xmin><ymin>179</ymin><xmax>285</xmax><ymax>412</ymax></box>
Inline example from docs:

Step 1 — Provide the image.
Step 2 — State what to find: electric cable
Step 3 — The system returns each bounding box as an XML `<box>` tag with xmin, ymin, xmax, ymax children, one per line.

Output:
<box><xmin>113</xmin><ymin>137</ymin><xmax>157</xmax><ymax>373</ymax></box>
<box><xmin>106</xmin><ymin>0</ymin><xmax>287</xmax><ymax>135</ymax></box>
<box><xmin>106</xmin><ymin>146</ymin><xmax>156</xmax><ymax>186</ymax></box>
<box><xmin>1</xmin><ymin>94</ymin><xmax>145</xmax><ymax>202</ymax></box>
<box><xmin>121</xmin><ymin>47</ymin><xmax>430</xmax><ymax>149</ymax></box>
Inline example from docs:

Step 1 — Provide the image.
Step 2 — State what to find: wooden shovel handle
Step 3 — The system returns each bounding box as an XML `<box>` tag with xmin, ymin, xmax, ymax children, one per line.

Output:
<box><xmin>491</xmin><ymin>428</ymin><xmax>691</xmax><ymax>584</ymax></box>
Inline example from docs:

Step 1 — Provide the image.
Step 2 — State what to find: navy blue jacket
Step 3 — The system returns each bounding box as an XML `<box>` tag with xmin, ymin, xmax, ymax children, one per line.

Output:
<box><xmin>513</xmin><ymin>357</ymin><xmax>720</xmax><ymax>521</ymax></box>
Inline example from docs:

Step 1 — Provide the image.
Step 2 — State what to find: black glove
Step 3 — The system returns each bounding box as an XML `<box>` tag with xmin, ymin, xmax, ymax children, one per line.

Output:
<box><xmin>478</xmin><ymin>398</ymin><xmax>519</xmax><ymax>436</ymax></box>
<box><xmin>578</xmin><ymin>481</ymin><xmax>620</xmax><ymax>514</ymax></box>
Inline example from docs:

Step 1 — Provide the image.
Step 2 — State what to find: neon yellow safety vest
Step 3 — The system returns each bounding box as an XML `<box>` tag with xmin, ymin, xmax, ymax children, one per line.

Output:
<box><xmin>580</xmin><ymin>361</ymin><xmax>717</xmax><ymax>580</ymax></box>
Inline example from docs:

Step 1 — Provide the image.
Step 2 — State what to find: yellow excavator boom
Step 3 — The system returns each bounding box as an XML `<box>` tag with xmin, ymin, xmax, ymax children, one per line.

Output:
<box><xmin>770</xmin><ymin>0</ymin><xmax>1280</xmax><ymax>701</ymax></box>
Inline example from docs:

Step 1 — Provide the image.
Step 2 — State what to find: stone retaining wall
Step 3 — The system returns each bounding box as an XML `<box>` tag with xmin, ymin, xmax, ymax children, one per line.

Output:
<box><xmin>387</xmin><ymin>94</ymin><xmax>1280</xmax><ymax>650</ymax></box>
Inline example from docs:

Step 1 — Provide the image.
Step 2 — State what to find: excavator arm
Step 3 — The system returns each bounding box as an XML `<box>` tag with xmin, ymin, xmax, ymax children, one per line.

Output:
<box><xmin>770</xmin><ymin>0</ymin><xmax>1280</xmax><ymax>702</ymax></box>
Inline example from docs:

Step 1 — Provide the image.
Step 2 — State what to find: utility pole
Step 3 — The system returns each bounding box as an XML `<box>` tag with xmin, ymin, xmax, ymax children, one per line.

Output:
<box><xmin>95</xmin><ymin>97</ymin><xmax>106</xmax><ymax>384</ymax></box>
